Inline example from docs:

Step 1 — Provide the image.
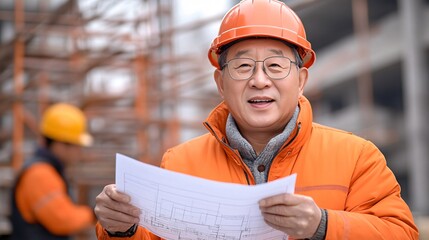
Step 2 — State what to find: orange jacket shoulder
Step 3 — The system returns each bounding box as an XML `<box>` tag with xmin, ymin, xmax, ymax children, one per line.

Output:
<box><xmin>16</xmin><ymin>162</ymin><xmax>94</xmax><ymax>235</ymax></box>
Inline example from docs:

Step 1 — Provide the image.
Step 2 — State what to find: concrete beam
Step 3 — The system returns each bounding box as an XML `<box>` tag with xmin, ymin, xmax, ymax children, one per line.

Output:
<box><xmin>306</xmin><ymin>6</ymin><xmax>429</xmax><ymax>92</ymax></box>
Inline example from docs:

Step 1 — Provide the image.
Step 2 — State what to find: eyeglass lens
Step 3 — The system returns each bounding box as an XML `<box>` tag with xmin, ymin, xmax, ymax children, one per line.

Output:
<box><xmin>226</xmin><ymin>56</ymin><xmax>293</xmax><ymax>80</ymax></box>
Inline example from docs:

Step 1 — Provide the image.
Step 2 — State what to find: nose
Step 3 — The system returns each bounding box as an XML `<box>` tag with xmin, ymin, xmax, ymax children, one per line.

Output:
<box><xmin>249</xmin><ymin>62</ymin><xmax>272</xmax><ymax>89</ymax></box>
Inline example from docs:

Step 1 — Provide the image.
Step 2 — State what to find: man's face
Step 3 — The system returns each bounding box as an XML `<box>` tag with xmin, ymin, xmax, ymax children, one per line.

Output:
<box><xmin>214</xmin><ymin>38</ymin><xmax>308</xmax><ymax>136</ymax></box>
<box><xmin>53</xmin><ymin>142</ymin><xmax>82</xmax><ymax>165</ymax></box>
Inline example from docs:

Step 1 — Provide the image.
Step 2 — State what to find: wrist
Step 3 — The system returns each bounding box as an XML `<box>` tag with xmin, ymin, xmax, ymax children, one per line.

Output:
<box><xmin>106</xmin><ymin>224</ymin><xmax>138</xmax><ymax>238</ymax></box>
<box><xmin>307</xmin><ymin>208</ymin><xmax>327</xmax><ymax>240</ymax></box>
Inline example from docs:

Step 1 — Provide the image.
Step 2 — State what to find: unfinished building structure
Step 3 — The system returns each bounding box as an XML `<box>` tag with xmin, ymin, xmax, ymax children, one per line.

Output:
<box><xmin>0</xmin><ymin>0</ymin><xmax>213</xmax><ymax>238</ymax></box>
<box><xmin>1</xmin><ymin>0</ymin><xmax>428</xmax><ymax>239</ymax></box>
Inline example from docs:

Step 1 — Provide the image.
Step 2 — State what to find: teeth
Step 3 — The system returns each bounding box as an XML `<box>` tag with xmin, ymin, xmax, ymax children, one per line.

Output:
<box><xmin>249</xmin><ymin>99</ymin><xmax>272</xmax><ymax>103</ymax></box>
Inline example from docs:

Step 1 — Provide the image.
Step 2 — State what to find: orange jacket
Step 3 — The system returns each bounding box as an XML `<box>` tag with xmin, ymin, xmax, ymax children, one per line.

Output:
<box><xmin>96</xmin><ymin>96</ymin><xmax>418</xmax><ymax>240</ymax></box>
<box><xmin>14</xmin><ymin>155</ymin><xmax>94</xmax><ymax>236</ymax></box>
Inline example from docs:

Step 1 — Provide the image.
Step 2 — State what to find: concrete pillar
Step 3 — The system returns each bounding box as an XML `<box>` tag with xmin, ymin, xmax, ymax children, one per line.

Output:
<box><xmin>399</xmin><ymin>0</ymin><xmax>429</xmax><ymax>215</ymax></box>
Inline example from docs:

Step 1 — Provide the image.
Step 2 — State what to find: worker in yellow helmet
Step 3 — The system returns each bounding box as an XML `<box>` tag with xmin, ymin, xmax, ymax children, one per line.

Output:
<box><xmin>10</xmin><ymin>103</ymin><xmax>95</xmax><ymax>240</ymax></box>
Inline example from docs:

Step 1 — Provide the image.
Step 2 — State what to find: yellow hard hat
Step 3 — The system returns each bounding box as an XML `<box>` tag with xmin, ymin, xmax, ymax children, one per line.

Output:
<box><xmin>40</xmin><ymin>103</ymin><xmax>93</xmax><ymax>147</ymax></box>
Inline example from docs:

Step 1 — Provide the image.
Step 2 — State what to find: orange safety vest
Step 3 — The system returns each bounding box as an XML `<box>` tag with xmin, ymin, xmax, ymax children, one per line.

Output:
<box><xmin>12</xmin><ymin>148</ymin><xmax>94</xmax><ymax>239</ymax></box>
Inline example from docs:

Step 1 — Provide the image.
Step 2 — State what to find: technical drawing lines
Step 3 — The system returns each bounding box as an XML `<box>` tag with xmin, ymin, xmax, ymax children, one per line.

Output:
<box><xmin>123</xmin><ymin>173</ymin><xmax>287</xmax><ymax>240</ymax></box>
<box><xmin>115</xmin><ymin>154</ymin><xmax>295</xmax><ymax>239</ymax></box>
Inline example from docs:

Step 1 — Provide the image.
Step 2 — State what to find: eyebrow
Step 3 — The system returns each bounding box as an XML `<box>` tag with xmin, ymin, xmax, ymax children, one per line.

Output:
<box><xmin>232</xmin><ymin>49</ymin><xmax>285</xmax><ymax>58</ymax></box>
<box><xmin>234</xmin><ymin>49</ymin><xmax>249</xmax><ymax>58</ymax></box>
<box><xmin>269</xmin><ymin>49</ymin><xmax>284</xmax><ymax>56</ymax></box>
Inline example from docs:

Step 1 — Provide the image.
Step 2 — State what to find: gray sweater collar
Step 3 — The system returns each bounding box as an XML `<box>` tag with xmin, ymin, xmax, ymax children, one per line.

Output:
<box><xmin>225</xmin><ymin>106</ymin><xmax>300</xmax><ymax>183</ymax></box>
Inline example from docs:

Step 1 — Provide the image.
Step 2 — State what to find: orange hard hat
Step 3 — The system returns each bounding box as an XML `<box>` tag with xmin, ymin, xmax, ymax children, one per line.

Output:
<box><xmin>208</xmin><ymin>0</ymin><xmax>316</xmax><ymax>69</ymax></box>
<box><xmin>40</xmin><ymin>103</ymin><xmax>93</xmax><ymax>147</ymax></box>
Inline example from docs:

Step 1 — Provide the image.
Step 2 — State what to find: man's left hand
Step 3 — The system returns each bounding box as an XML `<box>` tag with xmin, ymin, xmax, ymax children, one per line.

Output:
<box><xmin>259</xmin><ymin>193</ymin><xmax>322</xmax><ymax>239</ymax></box>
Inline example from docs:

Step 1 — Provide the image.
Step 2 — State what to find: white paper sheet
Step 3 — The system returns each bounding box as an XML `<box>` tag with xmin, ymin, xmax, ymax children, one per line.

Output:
<box><xmin>116</xmin><ymin>153</ymin><xmax>296</xmax><ymax>240</ymax></box>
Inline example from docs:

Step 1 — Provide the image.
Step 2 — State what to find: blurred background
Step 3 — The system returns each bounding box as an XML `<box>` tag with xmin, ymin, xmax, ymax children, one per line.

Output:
<box><xmin>0</xmin><ymin>0</ymin><xmax>428</xmax><ymax>239</ymax></box>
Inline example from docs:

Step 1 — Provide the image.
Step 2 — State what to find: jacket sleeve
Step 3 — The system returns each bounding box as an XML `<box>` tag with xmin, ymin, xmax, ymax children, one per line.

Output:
<box><xmin>95</xmin><ymin>152</ymin><xmax>174</xmax><ymax>240</ymax></box>
<box><xmin>325</xmin><ymin>141</ymin><xmax>419</xmax><ymax>239</ymax></box>
<box><xmin>17</xmin><ymin>163</ymin><xmax>94</xmax><ymax>235</ymax></box>
<box><xmin>95</xmin><ymin>222</ymin><xmax>160</xmax><ymax>240</ymax></box>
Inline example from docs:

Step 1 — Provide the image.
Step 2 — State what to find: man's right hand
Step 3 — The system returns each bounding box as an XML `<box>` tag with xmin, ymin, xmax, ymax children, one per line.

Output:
<box><xmin>94</xmin><ymin>184</ymin><xmax>141</xmax><ymax>233</ymax></box>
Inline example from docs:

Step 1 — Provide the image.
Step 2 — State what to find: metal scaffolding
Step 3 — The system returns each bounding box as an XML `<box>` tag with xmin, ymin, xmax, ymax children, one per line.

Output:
<box><xmin>0</xmin><ymin>0</ymin><xmax>222</xmax><ymax>238</ymax></box>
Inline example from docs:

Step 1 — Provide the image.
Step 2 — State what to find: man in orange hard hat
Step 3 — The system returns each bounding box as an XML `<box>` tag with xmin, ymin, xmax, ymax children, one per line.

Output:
<box><xmin>10</xmin><ymin>103</ymin><xmax>95</xmax><ymax>240</ymax></box>
<box><xmin>94</xmin><ymin>0</ymin><xmax>418</xmax><ymax>239</ymax></box>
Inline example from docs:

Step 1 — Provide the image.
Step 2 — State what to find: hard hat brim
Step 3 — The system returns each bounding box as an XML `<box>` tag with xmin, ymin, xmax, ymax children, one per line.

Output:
<box><xmin>78</xmin><ymin>133</ymin><xmax>93</xmax><ymax>147</ymax></box>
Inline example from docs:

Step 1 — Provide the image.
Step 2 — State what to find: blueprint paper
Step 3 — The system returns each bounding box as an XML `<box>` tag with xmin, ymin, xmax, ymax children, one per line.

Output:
<box><xmin>115</xmin><ymin>153</ymin><xmax>296</xmax><ymax>240</ymax></box>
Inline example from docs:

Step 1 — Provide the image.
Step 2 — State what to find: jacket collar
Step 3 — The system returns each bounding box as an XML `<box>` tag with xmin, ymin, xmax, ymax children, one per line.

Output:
<box><xmin>204</xmin><ymin>96</ymin><xmax>313</xmax><ymax>156</ymax></box>
<box><xmin>32</xmin><ymin>147</ymin><xmax>65</xmax><ymax>176</ymax></box>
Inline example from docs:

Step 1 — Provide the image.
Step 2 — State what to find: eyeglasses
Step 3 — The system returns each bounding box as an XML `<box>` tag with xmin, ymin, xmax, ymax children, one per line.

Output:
<box><xmin>222</xmin><ymin>56</ymin><xmax>298</xmax><ymax>81</ymax></box>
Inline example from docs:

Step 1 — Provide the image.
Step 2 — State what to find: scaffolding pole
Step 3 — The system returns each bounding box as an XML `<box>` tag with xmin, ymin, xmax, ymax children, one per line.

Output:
<box><xmin>12</xmin><ymin>0</ymin><xmax>25</xmax><ymax>171</ymax></box>
<box><xmin>400</xmin><ymin>0</ymin><xmax>429</xmax><ymax>215</ymax></box>
<box><xmin>352</xmin><ymin>0</ymin><xmax>374</xmax><ymax>138</ymax></box>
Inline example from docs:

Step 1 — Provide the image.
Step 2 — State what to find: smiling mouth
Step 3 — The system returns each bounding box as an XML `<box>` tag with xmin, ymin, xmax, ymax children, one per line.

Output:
<box><xmin>248</xmin><ymin>99</ymin><xmax>274</xmax><ymax>104</ymax></box>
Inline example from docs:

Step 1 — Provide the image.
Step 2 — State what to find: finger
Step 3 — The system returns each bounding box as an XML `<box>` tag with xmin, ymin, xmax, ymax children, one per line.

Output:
<box><xmin>101</xmin><ymin>208</ymin><xmax>139</xmax><ymax>225</ymax></box>
<box><xmin>95</xmin><ymin>201</ymin><xmax>140</xmax><ymax>222</ymax></box>
<box><xmin>105</xmin><ymin>184</ymin><xmax>131</xmax><ymax>203</ymax></box>
<box><xmin>259</xmin><ymin>192</ymin><xmax>322</xmax><ymax>240</ymax></box>
<box><xmin>262</xmin><ymin>212</ymin><xmax>298</xmax><ymax>229</ymax></box>
<box><xmin>259</xmin><ymin>193</ymin><xmax>306</xmax><ymax>207</ymax></box>
<box><xmin>96</xmin><ymin>185</ymin><xmax>141</xmax><ymax>218</ymax></box>
<box><xmin>261</xmin><ymin>207</ymin><xmax>322</xmax><ymax>239</ymax></box>
<box><xmin>262</xmin><ymin>216</ymin><xmax>294</xmax><ymax>234</ymax></box>
<box><xmin>260</xmin><ymin>204</ymin><xmax>297</xmax><ymax>217</ymax></box>
<box><xmin>95</xmin><ymin>204</ymin><xmax>140</xmax><ymax>232</ymax></box>
<box><xmin>103</xmin><ymin>201</ymin><xmax>141</xmax><ymax>218</ymax></box>
<box><xmin>262</xmin><ymin>212</ymin><xmax>306</xmax><ymax>237</ymax></box>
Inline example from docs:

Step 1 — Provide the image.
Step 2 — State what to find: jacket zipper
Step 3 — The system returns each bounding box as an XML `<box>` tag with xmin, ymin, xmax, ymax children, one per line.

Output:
<box><xmin>266</xmin><ymin>122</ymin><xmax>301</xmax><ymax>181</ymax></box>
<box><xmin>204</xmin><ymin>122</ymin><xmax>252</xmax><ymax>185</ymax></box>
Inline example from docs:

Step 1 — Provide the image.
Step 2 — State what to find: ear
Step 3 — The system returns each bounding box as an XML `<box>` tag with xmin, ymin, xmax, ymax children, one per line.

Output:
<box><xmin>214</xmin><ymin>69</ymin><xmax>225</xmax><ymax>98</ymax></box>
<box><xmin>298</xmin><ymin>67</ymin><xmax>309</xmax><ymax>96</ymax></box>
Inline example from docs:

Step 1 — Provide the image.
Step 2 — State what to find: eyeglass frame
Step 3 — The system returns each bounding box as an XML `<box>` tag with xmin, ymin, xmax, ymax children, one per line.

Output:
<box><xmin>221</xmin><ymin>56</ymin><xmax>299</xmax><ymax>81</ymax></box>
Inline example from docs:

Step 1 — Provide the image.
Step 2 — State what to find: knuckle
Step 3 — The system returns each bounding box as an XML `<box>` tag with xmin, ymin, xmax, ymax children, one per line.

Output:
<box><xmin>298</xmin><ymin>219</ymin><xmax>309</xmax><ymax>229</ymax></box>
<box><xmin>93</xmin><ymin>206</ymin><xmax>99</xmax><ymax>214</ymax></box>
<box><xmin>95</xmin><ymin>194</ymin><xmax>103</xmax><ymax>203</ymax></box>
<box><xmin>304</xmin><ymin>207</ymin><xmax>315</xmax><ymax>216</ymax></box>
<box><xmin>102</xmin><ymin>185</ymin><xmax>111</xmax><ymax>193</ymax></box>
